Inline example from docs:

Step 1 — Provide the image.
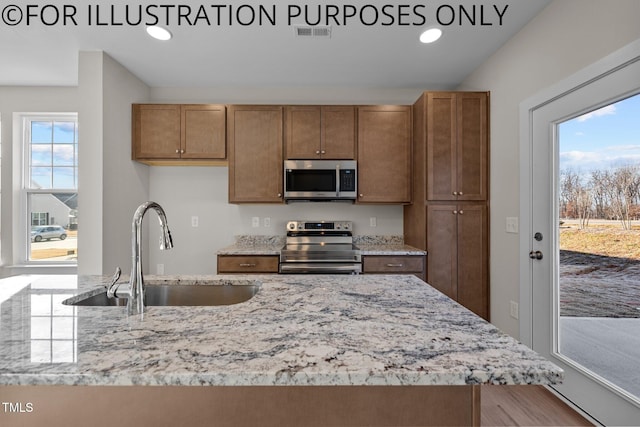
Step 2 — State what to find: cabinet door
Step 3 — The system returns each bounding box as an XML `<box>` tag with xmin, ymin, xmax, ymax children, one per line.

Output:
<box><xmin>426</xmin><ymin>93</ymin><xmax>457</xmax><ymax>200</ymax></box>
<box><xmin>457</xmin><ymin>93</ymin><xmax>488</xmax><ymax>201</ymax></box>
<box><xmin>456</xmin><ymin>204</ymin><xmax>488</xmax><ymax>319</ymax></box>
<box><xmin>228</xmin><ymin>105</ymin><xmax>283</xmax><ymax>203</ymax></box>
<box><xmin>181</xmin><ymin>104</ymin><xmax>226</xmax><ymax>159</ymax></box>
<box><xmin>285</xmin><ymin>106</ymin><xmax>321</xmax><ymax>159</ymax></box>
<box><xmin>322</xmin><ymin>106</ymin><xmax>356</xmax><ymax>159</ymax></box>
<box><xmin>426</xmin><ymin>204</ymin><xmax>458</xmax><ymax>299</ymax></box>
<box><xmin>132</xmin><ymin>104</ymin><xmax>181</xmax><ymax>159</ymax></box>
<box><xmin>357</xmin><ymin>106</ymin><xmax>412</xmax><ymax>203</ymax></box>
<box><xmin>426</xmin><ymin>92</ymin><xmax>488</xmax><ymax>201</ymax></box>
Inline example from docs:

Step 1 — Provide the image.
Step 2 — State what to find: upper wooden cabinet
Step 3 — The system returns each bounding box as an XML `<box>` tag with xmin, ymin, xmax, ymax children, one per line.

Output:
<box><xmin>424</xmin><ymin>92</ymin><xmax>488</xmax><ymax>201</ymax></box>
<box><xmin>285</xmin><ymin>106</ymin><xmax>356</xmax><ymax>159</ymax></box>
<box><xmin>357</xmin><ymin>105</ymin><xmax>412</xmax><ymax>204</ymax></box>
<box><xmin>227</xmin><ymin>105</ymin><xmax>284</xmax><ymax>204</ymax></box>
<box><xmin>132</xmin><ymin>104</ymin><xmax>226</xmax><ymax>164</ymax></box>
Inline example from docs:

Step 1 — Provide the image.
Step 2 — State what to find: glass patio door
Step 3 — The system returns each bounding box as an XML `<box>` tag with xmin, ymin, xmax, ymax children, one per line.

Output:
<box><xmin>530</xmin><ymin>56</ymin><xmax>640</xmax><ymax>425</ymax></box>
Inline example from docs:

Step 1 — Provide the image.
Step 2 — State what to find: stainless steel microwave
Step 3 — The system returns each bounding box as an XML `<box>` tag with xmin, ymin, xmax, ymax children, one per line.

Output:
<box><xmin>284</xmin><ymin>160</ymin><xmax>357</xmax><ymax>202</ymax></box>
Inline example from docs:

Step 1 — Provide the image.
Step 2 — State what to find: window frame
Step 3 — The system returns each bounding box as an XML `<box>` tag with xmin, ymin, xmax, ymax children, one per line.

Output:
<box><xmin>20</xmin><ymin>113</ymin><xmax>78</xmax><ymax>266</ymax></box>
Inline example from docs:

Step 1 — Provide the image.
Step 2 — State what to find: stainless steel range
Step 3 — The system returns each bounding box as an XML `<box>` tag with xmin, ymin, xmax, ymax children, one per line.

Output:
<box><xmin>279</xmin><ymin>220</ymin><xmax>362</xmax><ymax>274</ymax></box>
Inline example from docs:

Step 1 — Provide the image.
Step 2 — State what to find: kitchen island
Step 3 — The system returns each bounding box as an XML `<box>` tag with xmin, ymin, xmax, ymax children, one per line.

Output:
<box><xmin>0</xmin><ymin>274</ymin><xmax>561</xmax><ymax>426</ymax></box>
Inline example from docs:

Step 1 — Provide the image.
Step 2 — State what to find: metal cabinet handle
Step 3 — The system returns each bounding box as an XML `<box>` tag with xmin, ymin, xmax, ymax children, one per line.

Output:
<box><xmin>321</xmin><ymin>150</ymin><xmax>326</xmax><ymax>154</ymax></box>
<box><xmin>453</xmin><ymin>210</ymin><xmax>457</xmax><ymax>214</ymax></box>
<box><xmin>181</xmin><ymin>149</ymin><xmax>185</xmax><ymax>154</ymax></box>
<box><xmin>386</xmin><ymin>263</ymin><xmax>404</xmax><ymax>267</ymax></box>
<box><xmin>175</xmin><ymin>149</ymin><xmax>180</xmax><ymax>153</ymax></box>
<box><xmin>315</xmin><ymin>150</ymin><xmax>320</xmax><ymax>154</ymax></box>
<box><xmin>277</xmin><ymin>193</ymin><xmax>282</xmax><ymax>197</ymax></box>
<box><xmin>239</xmin><ymin>263</ymin><xmax>256</xmax><ymax>267</ymax></box>
<box><xmin>459</xmin><ymin>210</ymin><xmax>464</xmax><ymax>215</ymax></box>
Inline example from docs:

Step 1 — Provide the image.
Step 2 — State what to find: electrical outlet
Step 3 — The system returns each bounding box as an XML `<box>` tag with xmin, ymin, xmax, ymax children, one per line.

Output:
<box><xmin>510</xmin><ymin>301</ymin><xmax>519</xmax><ymax>319</ymax></box>
<box><xmin>506</xmin><ymin>217</ymin><xmax>519</xmax><ymax>234</ymax></box>
<box><xmin>251</xmin><ymin>217</ymin><xmax>260</xmax><ymax>228</ymax></box>
<box><xmin>157</xmin><ymin>264</ymin><xmax>164</xmax><ymax>275</ymax></box>
<box><xmin>263</xmin><ymin>217</ymin><xmax>271</xmax><ymax>227</ymax></box>
<box><xmin>370</xmin><ymin>217</ymin><xmax>377</xmax><ymax>227</ymax></box>
<box><xmin>191</xmin><ymin>216</ymin><xmax>199</xmax><ymax>228</ymax></box>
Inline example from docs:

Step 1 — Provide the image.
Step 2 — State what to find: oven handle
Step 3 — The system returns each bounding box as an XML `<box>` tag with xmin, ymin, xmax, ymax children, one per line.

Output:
<box><xmin>279</xmin><ymin>263</ymin><xmax>362</xmax><ymax>274</ymax></box>
<box><xmin>336</xmin><ymin>164</ymin><xmax>340</xmax><ymax>198</ymax></box>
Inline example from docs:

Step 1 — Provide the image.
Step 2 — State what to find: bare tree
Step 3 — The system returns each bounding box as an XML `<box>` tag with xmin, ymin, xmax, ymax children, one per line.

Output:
<box><xmin>575</xmin><ymin>188</ymin><xmax>592</xmax><ymax>228</ymax></box>
<box><xmin>559</xmin><ymin>168</ymin><xmax>593</xmax><ymax>228</ymax></box>
<box><xmin>589</xmin><ymin>170</ymin><xmax>608</xmax><ymax>219</ymax></box>
<box><xmin>602</xmin><ymin>165</ymin><xmax>640</xmax><ymax>229</ymax></box>
<box><xmin>560</xmin><ymin>169</ymin><xmax>581</xmax><ymax>219</ymax></box>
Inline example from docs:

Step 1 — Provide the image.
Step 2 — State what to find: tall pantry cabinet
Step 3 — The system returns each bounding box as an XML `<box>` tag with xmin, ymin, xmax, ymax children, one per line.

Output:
<box><xmin>404</xmin><ymin>92</ymin><xmax>489</xmax><ymax>319</ymax></box>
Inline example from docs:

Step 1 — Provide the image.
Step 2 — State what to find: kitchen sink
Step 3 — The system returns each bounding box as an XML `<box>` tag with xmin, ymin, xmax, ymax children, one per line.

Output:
<box><xmin>65</xmin><ymin>283</ymin><xmax>260</xmax><ymax>307</ymax></box>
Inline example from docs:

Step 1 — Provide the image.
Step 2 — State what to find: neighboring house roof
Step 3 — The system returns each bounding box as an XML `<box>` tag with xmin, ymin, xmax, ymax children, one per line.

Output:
<box><xmin>54</xmin><ymin>193</ymin><xmax>78</xmax><ymax>210</ymax></box>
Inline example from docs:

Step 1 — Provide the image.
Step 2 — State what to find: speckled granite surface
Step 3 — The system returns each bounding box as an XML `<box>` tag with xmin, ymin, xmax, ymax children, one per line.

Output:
<box><xmin>0</xmin><ymin>274</ymin><xmax>561</xmax><ymax>386</ymax></box>
<box><xmin>216</xmin><ymin>235</ymin><xmax>285</xmax><ymax>255</ymax></box>
<box><xmin>217</xmin><ymin>235</ymin><xmax>426</xmax><ymax>256</ymax></box>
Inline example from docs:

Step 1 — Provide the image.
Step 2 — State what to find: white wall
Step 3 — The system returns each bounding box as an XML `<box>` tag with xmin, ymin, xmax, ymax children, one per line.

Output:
<box><xmin>145</xmin><ymin>87</ymin><xmax>416</xmax><ymax>275</ymax></box>
<box><xmin>77</xmin><ymin>52</ymin><xmax>152</xmax><ymax>275</ymax></box>
<box><xmin>458</xmin><ymin>0</ymin><xmax>640</xmax><ymax>337</ymax></box>
<box><xmin>76</xmin><ymin>51</ymin><xmax>105</xmax><ymax>275</ymax></box>
<box><xmin>147</xmin><ymin>165</ymin><xmax>403</xmax><ymax>275</ymax></box>
<box><xmin>101</xmin><ymin>54</ymin><xmax>151</xmax><ymax>275</ymax></box>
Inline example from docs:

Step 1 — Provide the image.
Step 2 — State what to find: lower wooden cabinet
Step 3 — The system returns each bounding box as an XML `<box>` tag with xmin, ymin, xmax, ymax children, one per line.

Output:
<box><xmin>217</xmin><ymin>255</ymin><xmax>279</xmax><ymax>274</ymax></box>
<box><xmin>426</xmin><ymin>203</ymin><xmax>488</xmax><ymax>319</ymax></box>
<box><xmin>362</xmin><ymin>255</ymin><xmax>426</xmax><ymax>281</ymax></box>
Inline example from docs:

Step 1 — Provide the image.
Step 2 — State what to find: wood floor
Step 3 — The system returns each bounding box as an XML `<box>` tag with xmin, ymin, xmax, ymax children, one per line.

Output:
<box><xmin>481</xmin><ymin>385</ymin><xmax>594</xmax><ymax>426</ymax></box>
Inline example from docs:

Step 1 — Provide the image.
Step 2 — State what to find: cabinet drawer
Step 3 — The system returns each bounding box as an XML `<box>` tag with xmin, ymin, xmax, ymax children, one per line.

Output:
<box><xmin>217</xmin><ymin>255</ymin><xmax>279</xmax><ymax>273</ymax></box>
<box><xmin>362</xmin><ymin>255</ymin><xmax>425</xmax><ymax>273</ymax></box>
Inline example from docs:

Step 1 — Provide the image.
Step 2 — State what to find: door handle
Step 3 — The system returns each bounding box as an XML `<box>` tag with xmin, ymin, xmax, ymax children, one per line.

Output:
<box><xmin>529</xmin><ymin>250</ymin><xmax>543</xmax><ymax>260</ymax></box>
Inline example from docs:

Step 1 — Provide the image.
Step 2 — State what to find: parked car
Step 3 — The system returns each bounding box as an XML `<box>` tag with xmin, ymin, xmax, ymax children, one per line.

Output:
<box><xmin>31</xmin><ymin>225</ymin><xmax>67</xmax><ymax>242</ymax></box>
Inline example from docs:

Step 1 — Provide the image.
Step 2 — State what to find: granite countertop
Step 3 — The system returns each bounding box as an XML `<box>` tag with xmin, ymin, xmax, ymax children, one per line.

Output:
<box><xmin>0</xmin><ymin>274</ymin><xmax>561</xmax><ymax>387</ymax></box>
<box><xmin>216</xmin><ymin>235</ymin><xmax>285</xmax><ymax>255</ymax></box>
<box><xmin>217</xmin><ymin>235</ymin><xmax>427</xmax><ymax>256</ymax></box>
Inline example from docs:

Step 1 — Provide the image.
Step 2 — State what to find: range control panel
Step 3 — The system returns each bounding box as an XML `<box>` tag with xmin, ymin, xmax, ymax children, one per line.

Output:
<box><xmin>286</xmin><ymin>220</ymin><xmax>353</xmax><ymax>232</ymax></box>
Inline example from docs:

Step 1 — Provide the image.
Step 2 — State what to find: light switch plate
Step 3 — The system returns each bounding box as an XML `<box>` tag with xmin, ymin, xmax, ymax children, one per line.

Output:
<box><xmin>506</xmin><ymin>217</ymin><xmax>519</xmax><ymax>234</ymax></box>
<box><xmin>251</xmin><ymin>217</ymin><xmax>260</xmax><ymax>228</ymax></box>
<box><xmin>510</xmin><ymin>301</ymin><xmax>519</xmax><ymax>319</ymax></box>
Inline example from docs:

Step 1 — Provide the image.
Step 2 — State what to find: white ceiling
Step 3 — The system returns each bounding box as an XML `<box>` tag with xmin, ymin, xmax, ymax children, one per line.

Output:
<box><xmin>0</xmin><ymin>0</ymin><xmax>551</xmax><ymax>89</ymax></box>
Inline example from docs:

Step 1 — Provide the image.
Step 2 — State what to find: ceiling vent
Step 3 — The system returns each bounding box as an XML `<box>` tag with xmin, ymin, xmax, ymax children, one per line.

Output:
<box><xmin>295</xmin><ymin>26</ymin><xmax>332</xmax><ymax>38</ymax></box>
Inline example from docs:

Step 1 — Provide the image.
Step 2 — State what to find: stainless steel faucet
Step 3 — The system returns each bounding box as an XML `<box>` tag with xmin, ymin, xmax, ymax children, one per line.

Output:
<box><xmin>107</xmin><ymin>201</ymin><xmax>173</xmax><ymax>315</ymax></box>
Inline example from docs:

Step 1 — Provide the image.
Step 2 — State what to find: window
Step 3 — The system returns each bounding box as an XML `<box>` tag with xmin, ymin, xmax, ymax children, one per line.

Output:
<box><xmin>23</xmin><ymin>115</ymin><xmax>78</xmax><ymax>263</ymax></box>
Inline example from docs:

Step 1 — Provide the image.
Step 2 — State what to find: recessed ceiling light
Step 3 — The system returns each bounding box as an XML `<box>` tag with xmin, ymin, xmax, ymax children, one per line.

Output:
<box><xmin>419</xmin><ymin>28</ymin><xmax>442</xmax><ymax>44</ymax></box>
<box><xmin>146</xmin><ymin>26</ymin><xmax>172</xmax><ymax>41</ymax></box>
